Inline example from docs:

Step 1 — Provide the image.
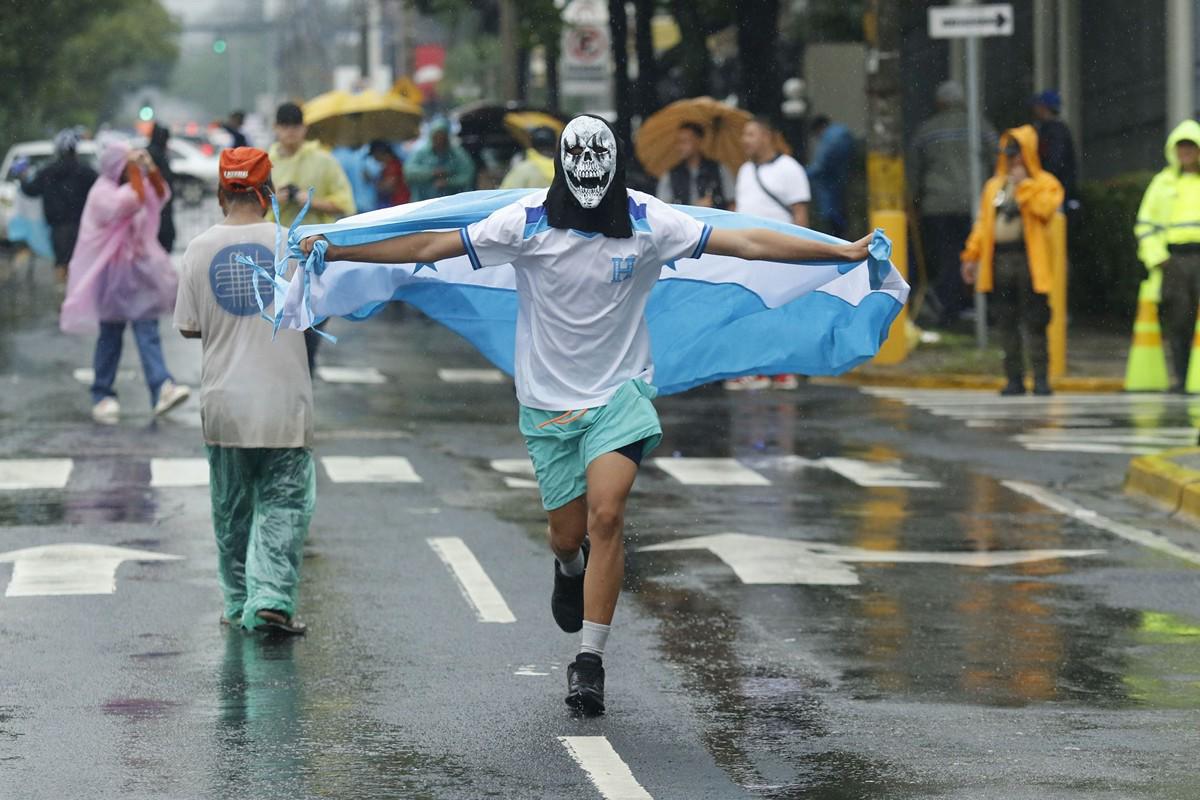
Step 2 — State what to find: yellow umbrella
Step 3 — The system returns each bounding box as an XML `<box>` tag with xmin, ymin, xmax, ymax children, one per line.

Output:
<box><xmin>503</xmin><ymin>110</ymin><xmax>565</xmax><ymax>148</ymax></box>
<box><xmin>304</xmin><ymin>89</ymin><xmax>423</xmax><ymax>147</ymax></box>
<box><xmin>635</xmin><ymin>96</ymin><xmax>791</xmax><ymax>178</ymax></box>
<box><xmin>390</xmin><ymin>76</ymin><xmax>425</xmax><ymax>106</ymax></box>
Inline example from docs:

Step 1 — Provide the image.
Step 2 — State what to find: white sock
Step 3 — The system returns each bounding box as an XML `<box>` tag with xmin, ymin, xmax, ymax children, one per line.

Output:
<box><xmin>557</xmin><ymin>548</ymin><xmax>585</xmax><ymax>577</ymax></box>
<box><xmin>580</xmin><ymin>621</ymin><xmax>610</xmax><ymax>658</ymax></box>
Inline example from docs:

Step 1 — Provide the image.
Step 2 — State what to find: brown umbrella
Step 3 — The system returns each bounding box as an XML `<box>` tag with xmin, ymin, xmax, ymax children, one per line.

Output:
<box><xmin>635</xmin><ymin>96</ymin><xmax>791</xmax><ymax>178</ymax></box>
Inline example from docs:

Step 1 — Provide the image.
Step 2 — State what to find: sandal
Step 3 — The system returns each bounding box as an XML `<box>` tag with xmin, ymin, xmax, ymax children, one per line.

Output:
<box><xmin>254</xmin><ymin>609</ymin><xmax>307</xmax><ymax>636</ymax></box>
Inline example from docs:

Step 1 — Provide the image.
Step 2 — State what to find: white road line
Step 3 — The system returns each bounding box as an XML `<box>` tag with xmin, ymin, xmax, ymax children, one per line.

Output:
<box><xmin>490</xmin><ymin>458</ymin><xmax>535</xmax><ymax>476</ymax></box>
<box><xmin>1017</xmin><ymin>441</ymin><xmax>1156</xmax><ymax>453</ymax></box>
<box><xmin>426</xmin><ymin>537</ymin><xmax>516</xmax><ymax>623</ymax></box>
<box><xmin>1021</xmin><ymin>428</ymin><xmax>1196</xmax><ymax>443</ymax></box>
<box><xmin>514</xmin><ymin>664</ymin><xmax>550</xmax><ymax>676</ymax></box>
<box><xmin>315</xmin><ymin>366</ymin><xmax>387</xmax><ymax>384</ymax></box>
<box><xmin>504</xmin><ymin>477</ymin><xmax>540</xmax><ymax>489</ymax></box>
<box><xmin>560</xmin><ymin>736</ymin><xmax>654</xmax><ymax>800</ymax></box>
<box><xmin>1003</xmin><ymin>480</ymin><xmax>1200</xmax><ymax>567</ymax></box>
<box><xmin>321</xmin><ymin>456</ymin><xmax>422</xmax><ymax>483</ymax></box>
<box><xmin>651</xmin><ymin>457</ymin><xmax>771</xmax><ymax>486</ymax></box>
<box><xmin>437</xmin><ymin>368</ymin><xmax>506</xmax><ymax>383</ymax></box>
<box><xmin>150</xmin><ymin>458</ymin><xmax>209</xmax><ymax>488</ymax></box>
<box><xmin>490</xmin><ymin>458</ymin><xmax>540</xmax><ymax>489</ymax></box>
<box><xmin>0</xmin><ymin>459</ymin><xmax>72</xmax><ymax>490</ymax></box>
<box><xmin>924</xmin><ymin>410</ymin><xmax>1178</xmax><ymax>422</ymax></box>
<box><xmin>863</xmin><ymin>388</ymin><xmax>1183</xmax><ymax>404</ymax></box>
<box><xmin>818</xmin><ymin>457</ymin><xmax>941</xmax><ymax>488</ymax></box>
<box><xmin>316</xmin><ymin>429</ymin><xmax>412</xmax><ymax>441</ymax></box>
<box><xmin>0</xmin><ymin>543</ymin><xmax>182</xmax><ymax>597</ymax></box>
<box><xmin>966</xmin><ymin>418</ymin><xmax>1115</xmax><ymax>428</ymax></box>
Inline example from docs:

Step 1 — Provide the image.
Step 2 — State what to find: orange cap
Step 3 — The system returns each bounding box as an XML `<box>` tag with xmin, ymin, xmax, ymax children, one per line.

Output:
<box><xmin>219</xmin><ymin>146</ymin><xmax>271</xmax><ymax>191</ymax></box>
<box><xmin>219</xmin><ymin>147</ymin><xmax>271</xmax><ymax>210</ymax></box>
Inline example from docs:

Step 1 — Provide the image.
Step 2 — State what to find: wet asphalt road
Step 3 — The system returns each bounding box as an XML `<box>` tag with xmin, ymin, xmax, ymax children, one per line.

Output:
<box><xmin>4</xmin><ymin>212</ymin><xmax>1200</xmax><ymax>799</ymax></box>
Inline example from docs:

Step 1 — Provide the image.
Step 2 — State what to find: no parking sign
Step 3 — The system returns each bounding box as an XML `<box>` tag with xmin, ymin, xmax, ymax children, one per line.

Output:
<box><xmin>561</xmin><ymin>0</ymin><xmax>610</xmax><ymax>97</ymax></box>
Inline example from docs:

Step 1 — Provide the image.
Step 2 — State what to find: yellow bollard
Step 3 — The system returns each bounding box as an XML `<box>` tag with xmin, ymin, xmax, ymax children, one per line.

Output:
<box><xmin>1046</xmin><ymin>211</ymin><xmax>1068</xmax><ymax>380</ymax></box>
<box><xmin>871</xmin><ymin>208</ymin><xmax>910</xmax><ymax>365</ymax></box>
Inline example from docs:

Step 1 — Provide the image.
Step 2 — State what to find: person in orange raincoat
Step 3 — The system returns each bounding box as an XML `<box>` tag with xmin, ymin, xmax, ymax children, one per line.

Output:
<box><xmin>961</xmin><ymin>125</ymin><xmax>1064</xmax><ymax>396</ymax></box>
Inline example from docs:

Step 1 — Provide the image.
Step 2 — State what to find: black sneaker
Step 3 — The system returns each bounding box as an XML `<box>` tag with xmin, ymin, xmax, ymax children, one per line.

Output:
<box><xmin>999</xmin><ymin>379</ymin><xmax>1025</xmax><ymax>396</ymax></box>
<box><xmin>566</xmin><ymin>652</ymin><xmax>605</xmax><ymax>716</ymax></box>
<box><xmin>1032</xmin><ymin>378</ymin><xmax>1053</xmax><ymax>396</ymax></box>
<box><xmin>551</xmin><ymin>537</ymin><xmax>589</xmax><ymax>633</ymax></box>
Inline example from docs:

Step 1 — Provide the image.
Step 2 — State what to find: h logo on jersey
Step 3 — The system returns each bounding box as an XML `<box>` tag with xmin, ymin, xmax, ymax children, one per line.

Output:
<box><xmin>610</xmin><ymin>256</ymin><xmax>635</xmax><ymax>283</ymax></box>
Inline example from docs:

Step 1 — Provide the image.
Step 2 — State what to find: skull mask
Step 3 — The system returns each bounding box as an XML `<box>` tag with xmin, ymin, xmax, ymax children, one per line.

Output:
<box><xmin>560</xmin><ymin>116</ymin><xmax>617</xmax><ymax>209</ymax></box>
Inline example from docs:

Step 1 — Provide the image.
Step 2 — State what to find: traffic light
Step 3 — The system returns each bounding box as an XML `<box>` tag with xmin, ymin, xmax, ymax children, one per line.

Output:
<box><xmin>213</xmin><ymin>38</ymin><xmax>227</xmax><ymax>54</ymax></box>
<box><xmin>138</xmin><ymin>104</ymin><xmax>154</xmax><ymax>122</ymax></box>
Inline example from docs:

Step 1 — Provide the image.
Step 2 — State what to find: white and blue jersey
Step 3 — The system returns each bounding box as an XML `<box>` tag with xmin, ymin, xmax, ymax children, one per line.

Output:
<box><xmin>463</xmin><ymin>189</ymin><xmax>710</xmax><ymax>410</ymax></box>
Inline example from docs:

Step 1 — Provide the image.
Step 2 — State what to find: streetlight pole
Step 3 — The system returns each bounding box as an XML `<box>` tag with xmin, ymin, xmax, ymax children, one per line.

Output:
<box><xmin>966</xmin><ymin>32</ymin><xmax>986</xmax><ymax>348</ymax></box>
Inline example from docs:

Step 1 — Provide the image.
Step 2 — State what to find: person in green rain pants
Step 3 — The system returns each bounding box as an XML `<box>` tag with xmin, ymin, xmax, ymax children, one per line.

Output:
<box><xmin>175</xmin><ymin>146</ymin><xmax>315</xmax><ymax>635</ymax></box>
<box><xmin>1136</xmin><ymin>119</ymin><xmax>1200</xmax><ymax>393</ymax></box>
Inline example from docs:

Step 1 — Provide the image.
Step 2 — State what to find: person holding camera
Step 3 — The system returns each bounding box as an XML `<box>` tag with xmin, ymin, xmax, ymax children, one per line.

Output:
<box><xmin>268</xmin><ymin>102</ymin><xmax>355</xmax><ymax>227</ymax></box>
<box><xmin>960</xmin><ymin>126</ymin><xmax>1064</xmax><ymax>396</ymax></box>
<box><xmin>268</xmin><ymin>102</ymin><xmax>356</xmax><ymax>370</ymax></box>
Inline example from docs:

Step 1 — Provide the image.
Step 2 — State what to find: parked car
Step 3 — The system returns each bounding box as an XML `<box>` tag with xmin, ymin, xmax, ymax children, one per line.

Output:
<box><xmin>0</xmin><ymin>139</ymin><xmax>100</xmax><ymax>247</ymax></box>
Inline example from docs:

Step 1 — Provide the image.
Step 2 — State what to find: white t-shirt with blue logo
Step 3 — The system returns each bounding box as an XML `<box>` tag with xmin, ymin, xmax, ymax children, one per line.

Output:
<box><xmin>174</xmin><ymin>222</ymin><xmax>313</xmax><ymax>448</ymax></box>
<box><xmin>463</xmin><ymin>189</ymin><xmax>710</xmax><ymax>410</ymax></box>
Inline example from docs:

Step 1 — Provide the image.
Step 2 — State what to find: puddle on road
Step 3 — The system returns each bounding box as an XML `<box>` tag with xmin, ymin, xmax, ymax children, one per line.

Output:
<box><xmin>0</xmin><ymin>704</ymin><xmax>28</xmax><ymax>744</ymax></box>
<box><xmin>637</xmin><ymin>579</ymin><xmax>920</xmax><ymax>799</ymax></box>
<box><xmin>623</xmin><ymin>388</ymin><xmax>1200</xmax><ymax>795</ymax></box>
<box><xmin>209</xmin><ymin>632</ymin><xmax>474</xmax><ymax>800</ymax></box>
<box><xmin>0</xmin><ymin>495</ymin><xmax>66</xmax><ymax>527</ymax></box>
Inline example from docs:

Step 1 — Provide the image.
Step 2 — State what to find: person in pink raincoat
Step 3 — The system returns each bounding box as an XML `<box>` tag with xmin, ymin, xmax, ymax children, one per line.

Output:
<box><xmin>60</xmin><ymin>139</ymin><xmax>191</xmax><ymax>424</ymax></box>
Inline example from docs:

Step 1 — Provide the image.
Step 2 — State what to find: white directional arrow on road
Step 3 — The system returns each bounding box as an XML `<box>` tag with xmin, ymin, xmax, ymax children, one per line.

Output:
<box><xmin>642</xmin><ymin>533</ymin><xmax>1102</xmax><ymax>586</ymax></box>
<box><xmin>0</xmin><ymin>544</ymin><xmax>182</xmax><ymax>597</ymax></box>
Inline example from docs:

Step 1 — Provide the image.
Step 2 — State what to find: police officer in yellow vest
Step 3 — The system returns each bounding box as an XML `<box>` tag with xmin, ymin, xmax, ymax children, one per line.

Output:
<box><xmin>1136</xmin><ymin>120</ymin><xmax>1200</xmax><ymax>393</ymax></box>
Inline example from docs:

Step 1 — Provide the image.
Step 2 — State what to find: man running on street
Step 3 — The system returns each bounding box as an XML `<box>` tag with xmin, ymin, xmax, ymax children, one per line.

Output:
<box><xmin>301</xmin><ymin>114</ymin><xmax>870</xmax><ymax>715</ymax></box>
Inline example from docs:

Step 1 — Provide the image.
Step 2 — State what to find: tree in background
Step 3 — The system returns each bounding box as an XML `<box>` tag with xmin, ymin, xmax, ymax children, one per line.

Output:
<box><xmin>0</xmin><ymin>0</ymin><xmax>178</xmax><ymax>141</ymax></box>
<box><xmin>41</xmin><ymin>0</ymin><xmax>178</xmax><ymax>131</ymax></box>
<box><xmin>515</xmin><ymin>0</ymin><xmax>563</xmax><ymax>111</ymax></box>
<box><xmin>415</xmin><ymin>0</ymin><xmax>563</xmax><ymax>110</ymax></box>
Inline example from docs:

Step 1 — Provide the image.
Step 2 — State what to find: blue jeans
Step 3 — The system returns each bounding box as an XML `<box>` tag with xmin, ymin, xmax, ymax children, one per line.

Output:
<box><xmin>91</xmin><ymin>320</ymin><xmax>173</xmax><ymax>406</ymax></box>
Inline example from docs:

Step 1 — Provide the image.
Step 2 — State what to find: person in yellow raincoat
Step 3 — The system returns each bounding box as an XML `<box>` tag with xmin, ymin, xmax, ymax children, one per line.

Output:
<box><xmin>961</xmin><ymin>125</ymin><xmax>1064</xmax><ymax>396</ymax></box>
<box><xmin>500</xmin><ymin>126</ymin><xmax>557</xmax><ymax>189</ymax></box>
<box><xmin>1135</xmin><ymin>120</ymin><xmax>1200</xmax><ymax>393</ymax></box>
<box><xmin>267</xmin><ymin>102</ymin><xmax>355</xmax><ymax>226</ymax></box>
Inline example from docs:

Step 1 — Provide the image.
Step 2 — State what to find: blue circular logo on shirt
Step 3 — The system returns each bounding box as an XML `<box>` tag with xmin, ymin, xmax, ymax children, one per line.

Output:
<box><xmin>208</xmin><ymin>243</ymin><xmax>276</xmax><ymax>317</ymax></box>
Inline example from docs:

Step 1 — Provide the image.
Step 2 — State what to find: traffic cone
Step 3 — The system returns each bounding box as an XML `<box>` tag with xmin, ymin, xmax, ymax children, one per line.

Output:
<box><xmin>1186</xmin><ymin>309</ymin><xmax>1200</xmax><ymax>393</ymax></box>
<box><xmin>1124</xmin><ymin>277</ymin><xmax>1170</xmax><ymax>392</ymax></box>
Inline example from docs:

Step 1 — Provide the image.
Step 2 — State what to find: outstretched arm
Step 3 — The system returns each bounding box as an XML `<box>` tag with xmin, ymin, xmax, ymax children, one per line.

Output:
<box><xmin>300</xmin><ymin>230</ymin><xmax>466</xmax><ymax>264</ymax></box>
<box><xmin>705</xmin><ymin>228</ymin><xmax>871</xmax><ymax>263</ymax></box>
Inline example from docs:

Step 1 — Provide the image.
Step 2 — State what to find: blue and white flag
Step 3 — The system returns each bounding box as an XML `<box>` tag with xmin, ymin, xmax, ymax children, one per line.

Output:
<box><xmin>266</xmin><ymin>189</ymin><xmax>909</xmax><ymax>396</ymax></box>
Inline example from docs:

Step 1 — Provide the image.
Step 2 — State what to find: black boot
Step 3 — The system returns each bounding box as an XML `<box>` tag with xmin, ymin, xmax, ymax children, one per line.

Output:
<box><xmin>999</xmin><ymin>377</ymin><xmax>1025</xmax><ymax>396</ymax></box>
<box><xmin>1032</xmin><ymin>375</ymin><xmax>1053</xmax><ymax>396</ymax></box>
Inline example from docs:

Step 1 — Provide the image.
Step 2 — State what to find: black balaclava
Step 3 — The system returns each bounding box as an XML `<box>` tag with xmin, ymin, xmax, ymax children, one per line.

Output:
<box><xmin>545</xmin><ymin>114</ymin><xmax>632</xmax><ymax>238</ymax></box>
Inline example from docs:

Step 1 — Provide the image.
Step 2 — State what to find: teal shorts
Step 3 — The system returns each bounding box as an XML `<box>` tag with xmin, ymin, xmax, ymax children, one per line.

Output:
<box><xmin>519</xmin><ymin>379</ymin><xmax>663</xmax><ymax>511</ymax></box>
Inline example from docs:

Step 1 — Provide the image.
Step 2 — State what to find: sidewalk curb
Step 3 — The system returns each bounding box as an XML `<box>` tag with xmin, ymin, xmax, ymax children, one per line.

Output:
<box><xmin>816</xmin><ymin>372</ymin><xmax>1125</xmax><ymax>392</ymax></box>
<box><xmin>1125</xmin><ymin>447</ymin><xmax>1200</xmax><ymax>521</ymax></box>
